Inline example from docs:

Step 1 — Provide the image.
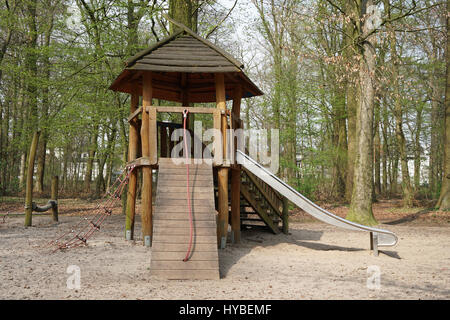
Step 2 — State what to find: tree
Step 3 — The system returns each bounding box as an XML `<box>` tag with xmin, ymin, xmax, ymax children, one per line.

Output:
<box><xmin>437</xmin><ymin>0</ymin><xmax>450</xmax><ymax>210</ymax></box>
<box><xmin>346</xmin><ymin>0</ymin><xmax>379</xmax><ymax>226</ymax></box>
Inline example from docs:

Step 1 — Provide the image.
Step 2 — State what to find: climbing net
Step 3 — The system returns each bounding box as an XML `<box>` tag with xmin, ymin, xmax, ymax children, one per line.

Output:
<box><xmin>46</xmin><ymin>165</ymin><xmax>135</xmax><ymax>252</ymax></box>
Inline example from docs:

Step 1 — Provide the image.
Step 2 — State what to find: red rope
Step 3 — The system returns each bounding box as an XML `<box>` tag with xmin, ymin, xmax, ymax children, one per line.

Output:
<box><xmin>182</xmin><ymin>109</ymin><xmax>194</xmax><ymax>262</ymax></box>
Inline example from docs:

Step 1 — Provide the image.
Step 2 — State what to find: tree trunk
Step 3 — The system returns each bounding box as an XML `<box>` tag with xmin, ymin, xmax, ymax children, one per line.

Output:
<box><xmin>437</xmin><ymin>0</ymin><xmax>450</xmax><ymax>210</ymax></box>
<box><xmin>169</xmin><ymin>0</ymin><xmax>198</xmax><ymax>32</ymax></box>
<box><xmin>34</xmin><ymin>138</ymin><xmax>47</xmax><ymax>193</ymax></box>
<box><xmin>390</xmin><ymin>25</ymin><xmax>414</xmax><ymax>207</ymax></box>
<box><xmin>346</xmin><ymin>0</ymin><xmax>378</xmax><ymax>226</ymax></box>
<box><xmin>414</xmin><ymin>106</ymin><xmax>423</xmax><ymax>190</ymax></box>
<box><xmin>374</xmin><ymin>102</ymin><xmax>381</xmax><ymax>196</ymax></box>
<box><xmin>84</xmin><ymin>124</ymin><xmax>99</xmax><ymax>193</ymax></box>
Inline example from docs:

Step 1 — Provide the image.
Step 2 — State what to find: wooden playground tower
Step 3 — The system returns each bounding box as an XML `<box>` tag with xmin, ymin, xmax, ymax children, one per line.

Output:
<box><xmin>109</xmin><ymin>22</ymin><xmax>288</xmax><ymax>279</ymax></box>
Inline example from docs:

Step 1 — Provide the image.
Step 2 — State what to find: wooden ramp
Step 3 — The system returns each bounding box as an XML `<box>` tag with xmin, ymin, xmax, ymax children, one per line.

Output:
<box><xmin>150</xmin><ymin>158</ymin><xmax>220</xmax><ymax>280</ymax></box>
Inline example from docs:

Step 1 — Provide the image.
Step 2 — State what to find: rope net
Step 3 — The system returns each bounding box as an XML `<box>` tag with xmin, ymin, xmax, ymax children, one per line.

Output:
<box><xmin>46</xmin><ymin>165</ymin><xmax>135</xmax><ymax>252</ymax></box>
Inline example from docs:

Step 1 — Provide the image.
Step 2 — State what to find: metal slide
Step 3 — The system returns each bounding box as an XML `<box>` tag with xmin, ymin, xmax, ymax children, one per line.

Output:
<box><xmin>236</xmin><ymin>150</ymin><xmax>398</xmax><ymax>252</ymax></box>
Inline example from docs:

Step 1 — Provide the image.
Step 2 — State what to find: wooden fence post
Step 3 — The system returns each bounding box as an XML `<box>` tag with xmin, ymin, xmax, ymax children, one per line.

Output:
<box><xmin>25</xmin><ymin>130</ymin><xmax>40</xmax><ymax>227</ymax></box>
<box><xmin>282</xmin><ymin>197</ymin><xmax>289</xmax><ymax>234</ymax></box>
<box><xmin>51</xmin><ymin>176</ymin><xmax>59</xmax><ymax>222</ymax></box>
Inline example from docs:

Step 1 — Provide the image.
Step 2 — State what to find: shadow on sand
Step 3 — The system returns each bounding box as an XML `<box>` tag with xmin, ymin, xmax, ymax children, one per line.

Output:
<box><xmin>219</xmin><ymin>225</ymin><xmax>400</xmax><ymax>278</ymax></box>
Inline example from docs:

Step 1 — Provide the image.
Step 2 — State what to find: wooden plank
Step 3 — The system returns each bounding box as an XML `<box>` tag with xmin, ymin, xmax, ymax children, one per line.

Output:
<box><xmin>152</xmin><ymin>234</ymin><xmax>217</xmax><ymax>243</ymax></box>
<box><xmin>154</xmin><ymin>106</ymin><xmax>219</xmax><ymax>114</ymax></box>
<box><xmin>157</xmin><ymin>186</ymin><xmax>214</xmax><ymax>193</ymax></box>
<box><xmin>130</xmin><ymin>63</ymin><xmax>239</xmax><ymax>73</ymax></box>
<box><xmin>139</xmin><ymin>58</ymin><xmax>233</xmax><ymax>67</ymax></box>
<box><xmin>159</xmin><ymin>157</ymin><xmax>211</xmax><ymax>165</ymax></box>
<box><xmin>154</xmin><ymin>199</ymin><xmax>215</xmax><ymax>207</ymax></box>
<box><xmin>157</xmin><ymin>173</ymin><xmax>213</xmax><ymax>181</ymax></box>
<box><xmin>150</xmin><ymin>269</ymin><xmax>219</xmax><ymax>280</ymax></box>
<box><xmin>153</xmin><ymin>213</ymin><xmax>216</xmax><ymax>221</ymax></box>
<box><xmin>163</xmin><ymin>42</ymin><xmax>210</xmax><ymax>48</ymax></box>
<box><xmin>158</xmin><ymin>168</ymin><xmax>212</xmax><ymax>175</ymax></box>
<box><xmin>152</xmin><ymin>243</ymin><xmax>218</xmax><ymax>252</ymax></box>
<box><xmin>156</xmin><ymin>192</ymin><xmax>214</xmax><ymax>200</ymax></box>
<box><xmin>148</xmin><ymin>107</ymin><xmax>157</xmax><ymax>164</ymax></box>
<box><xmin>213</xmin><ymin>109</ymin><xmax>223</xmax><ymax>166</ymax></box>
<box><xmin>151</xmin><ymin>260</ymin><xmax>218</xmax><ymax>270</ymax></box>
<box><xmin>153</xmin><ymin>220</ymin><xmax>217</xmax><ymax>228</ymax></box>
<box><xmin>127</xmin><ymin>105</ymin><xmax>142</xmax><ymax>123</ymax></box>
<box><xmin>157</xmin><ymin>180</ymin><xmax>214</xmax><ymax>188</ymax></box>
<box><xmin>127</xmin><ymin>156</ymin><xmax>151</xmax><ymax>167</ymax></box>
<box><xmin>154</xmin><ymin>47</ymin><xmax>222</xmax><ymax>55</ymax></box>
<box><xmin>152</xmin><ymin>251</ymin><xmax>218</xmax><ymax>261</ymax></box>
<box><xmin>153</xmin><ymin>227</ymin><xmax>217</xmax><ymax>235</ymax></box>
<box><xmin>154</xmin><ymin>205</ymin><xmax>215</xmax><ymax>213</ymax></box>
<box><xmin>147</xmin><ymin>54</ymin><xmax>230</xmax><ymax>62</ymax></box>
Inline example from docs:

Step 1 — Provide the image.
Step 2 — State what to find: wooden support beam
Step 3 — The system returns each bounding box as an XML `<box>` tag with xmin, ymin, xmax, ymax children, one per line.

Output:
<box><xmin>127</xmin><ymin>105</ymin><xmax>142</xmax><ymax>123</ymax></box>
<box><xmin>151</xmin><ymin>106</ymin><xmax>223</xmax><ymax>114</ymax></box>
<box><xmin>51</xmin><ymin>176</ymin><xmax>58</xmax><ymax>222</ymax></box>
<box><xmin>282</xmin><ymin>197</ymin><xmax>289</xmax><ymax>234</ymax></box>
<box><xmin>24</xmin><ymin>130</ymin><xmax>40</xmax><ymax>227</ymax></box>
<box><xmin>141</xmin><ymin>72</ymin><xmax>153</xmax><ymax>247</ymax></box>
<box><xmin>230</xmin><ymin>168</ymin><xmax>240</xmax><ymax>243</ymax></box>
<box><xmin>215</xmin><ymin>73</ymin><xmax>229</xmax><ymax>249</ymax></box>
<box><xmin>160</xmin><ymin>126</ymin><xmax>168</xmax><ymax>158</ymax></box>
<box><xmin>230</xmin><ymin>86</ymin><xmax>242</xmax><ymax>243</ymax></box>
<box><xmin>126</xmin><ymin>92</ymin><xmax>140</xmax><ymax>240</ymax></box>
<box><xmin>148</xmin><ymin>107</ymin><xmax>157</xmax><ymax>164</ymax></box>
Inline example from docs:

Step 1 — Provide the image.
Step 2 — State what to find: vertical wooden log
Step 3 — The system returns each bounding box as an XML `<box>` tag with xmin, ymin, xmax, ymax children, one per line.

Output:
<box><xmin>230</xmin><ymin>168</ymin><xmax>240</xmax><ymax>243</ymax></box>
<box><xmin>125</xmin><ymin>92</ymin><xmax>140</xmax><ymax>240</ymax></box>
<box><xmin>282</xmin><ymin>197</ymin><xmax>289</xmax><ymax>234</ymax></box>
<box><xmin>51</xmin><ymin>176</ymin><xmax>58</xmax><ymax>222</ymax></box>
<box><xmin>230</xmin><ymin>86</ymin><xmax>242</xmax><ymax>243</ymax></box>
<box><xmin>25</xmin><ymin>131</ymin><xmax>40</xmax><ymax>227</ymax></box>
<box><xmin>160</xmin><ymin>125</ymin><xmax>168</xmax><ymax>158</ymax></box>
<box><xmin>169</xmin><ymin>126</ymin><xmax>174</xmax><ymax>157</ymax></box>
<box><xmin>141</xmin><ymin>72</ymin><xmax>153</xmax><ymax>247</ymax></box>
<box><xmin>215</xmin><ymin>73</ymin><xmax>229</xmax><ymax>249</ymax></box>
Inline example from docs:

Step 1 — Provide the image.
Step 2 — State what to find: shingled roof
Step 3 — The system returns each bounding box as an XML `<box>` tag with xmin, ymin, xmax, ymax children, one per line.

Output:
<box><xmin>109</xmin><ymin>24</ymin><xmax>263</xmax><ymax>103</ymax></box>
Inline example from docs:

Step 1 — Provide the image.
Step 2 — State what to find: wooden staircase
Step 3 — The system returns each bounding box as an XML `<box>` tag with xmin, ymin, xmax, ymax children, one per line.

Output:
<box><xmin>239</xmin><ymin>167</ymin><xmax>284</xmax><ymax>234</ymax></box>
<box><xmin>150</xmin><ymin>158</ymin><xmax>220</xmax><ymax>280</ymax></box>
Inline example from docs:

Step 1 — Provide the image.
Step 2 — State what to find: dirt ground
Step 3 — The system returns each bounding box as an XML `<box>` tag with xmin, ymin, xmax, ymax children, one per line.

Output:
<box><xmin>0</xmin><ymin>198</ymin><xmax>449</xmax><ymax>300</ymax></box>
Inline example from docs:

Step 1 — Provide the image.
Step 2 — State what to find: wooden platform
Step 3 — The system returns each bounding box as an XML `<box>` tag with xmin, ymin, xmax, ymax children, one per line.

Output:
<box><xmin>150</xmin><ymin>158</ymin><xmax>220</xmax><ymax>280</ymax></box>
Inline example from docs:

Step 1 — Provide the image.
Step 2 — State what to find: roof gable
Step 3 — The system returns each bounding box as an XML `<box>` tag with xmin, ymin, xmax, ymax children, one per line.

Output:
<box><xmin>125</xmin><ymin>27</ymin><xmax>244</xmax><ymax>73</ymax></box>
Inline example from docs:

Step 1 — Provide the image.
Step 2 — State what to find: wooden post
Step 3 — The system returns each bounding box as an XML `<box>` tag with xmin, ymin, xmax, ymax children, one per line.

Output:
<box><xmin>230</xmin><ymin>86</ymin><xmax>242</xmax><ymax>243</ymax></box>
<box><xmin>169</xmin><ymin>126</ymin><xmax>174</xmax><ymax>157</ymax></box>
<box><xmin>51</xmin><ymin>176</ymin><xmax>58</xmax><ymax>222</ymax></box>
<box><xmin>215</xmin><ymin>73</ymin><xmax>229</xmax><ymax>249</ymax></box>
<box><xmin>24</xmin><ymin>130</ymin><xmax>40</xmax><ymax>227</ymax></box>
<box><xmin>125</xmin><ymin>92</ymin><xmax>140</xmax><ymax>240</ymax></box>
<box><xmin>230</xmin><ymin>169</ymin><xmax>240</xmax><ymax>243</ymax></box>
<box><xmin>282</xmin><ymin>197</ymin><xmax>289</xmax><ymax>234</ymax></box>
<box><xmin>141</xmin><ymin>72</ymin><xmax>153</xmax><ymax>247</ymax></box>
<box><xmin>160</xmin><ymin>125</ymin><xmax>168</xmax><ymax>157</ymax></box>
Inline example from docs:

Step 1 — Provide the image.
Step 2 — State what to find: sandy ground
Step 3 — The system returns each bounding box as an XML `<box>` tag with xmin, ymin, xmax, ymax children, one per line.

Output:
<box><xmin>1</xmin><ymin>211</ymin><xmax>449</xmax><ymax>300</ymax></box>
